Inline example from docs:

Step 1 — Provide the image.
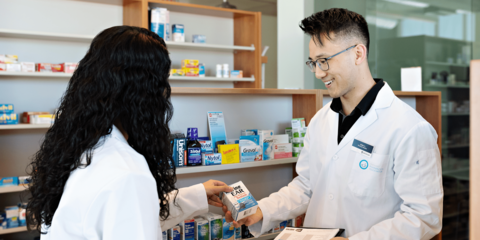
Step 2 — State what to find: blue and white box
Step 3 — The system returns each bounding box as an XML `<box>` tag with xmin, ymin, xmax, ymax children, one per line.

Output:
<box><xmin>5</xmin><ymin>206</ymin><xmax>19</xmax><ymax>229</ymax></box>
<box><xmin>235</xmin><ymin>227</ymin><xmax>241</xmax><ymax>240</ymax></box>
<box><xmin>202</xmin><ymin>153</ymin><xmax>222</xmax><ymax>166</ymax></box>
<box><xmin>150</xmin><ymin>8</ymin><xmax>169</xmax><ymax>40</ymax></box>
<box><xmin>222</xmin><ymin>217</ymin><xmax>234</xmax><ymax>240</ymax></box>
<box><xmin>0</xmin><ymin>104</ymin><xmax>14</xmax><ymax>114</ymax></box>
<box><xmin>239</xmin><ymin>135</ymin><xmax>259</xmax><ymax>145</ymax></box>
<box><xmin>195</xmin><ymin>217</ymin><xmax>209</xmax><ymax>240</ymax></box>
<box><xmin>199</xmin><ymin>140</ymin><xmax>213</xmax><ymax>153</ymax></box>
<box><xmin>182</xmin><ymin>219</ymin><xmax>196</xmax><ymax>240</ymax></box>
<box><xmin>193</xmin><ymin>34</ymin><xmax>206</xmax><ymax>43</ymax></box>
<box><xmin>163</xmin><ymin>231</ymin><xmax>168</xmax><ymax>240</ymax></box>
<box><xmin>259</xmin><ymin>130</ymin><xmax>274</xmax><ymax>160</ymax></box>
<box><xmin>241</xmin><ymin>129</ymin><xmax>258</xmax><ymax>136</ymax></box>
<box><xmin>239</xmin><ymin>135</ymin><xmax>261</xmax><ymax>162</ymax></box>
<box><xmin>207</xmin><ymin>112</ymin><xmax>227</xmax><ymax>152</ymax></box>
<box><xmin>221</xmin><ymin>181</ymin><xmax>259</xmax><ymax>222</ymax></box>
<box><xmin>172</xmin><ymin>24</ymin><xmax>185</xmax><ymax>42</ymax></box>
<box><xmin>0</xmin><ymin>113</ymin><xmax>19</xmax><ymax>125</ymax></box>
<box><xmin>173</xmin><ymin>138</ymin><xmax>187</xmax><ymax>167</ymax></box>
<box><xmin>169</xmin><ymin>225</ymin><xmax>182</xmax><ymax>240</ymax></box>
<box><xmin>0</xmin><ymin>177</ymin><xmax>19</xmax><ymax>187</ymax></box>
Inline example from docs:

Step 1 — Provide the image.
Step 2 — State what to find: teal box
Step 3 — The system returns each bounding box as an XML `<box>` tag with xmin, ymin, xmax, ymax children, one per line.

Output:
<box><xmin>0</xmin><ymin>177</ymin><xmax>19</xmax><ymax>187</ymax></box>
<box><xmin>0</xmin><ymin>113</ymin><xmax>18</xmax><ymax>125</ymax></box>
<box><xmin>207</xmin><ymin>214</ymin><xmax>222</xmax><ymax>240</ymax></box>
<box><xmin>235</xmin><ymin>227</ymin><xmax>241</xmax><ymax>240</ymax></box>
<box><xmin>222</xmin><ymin>217</ymin><xmax>234</xmax><ymax>240</ymax></box>
<box><xmin>0</xmin><ymin>104</ymin><xmax>14</xmax><ymax>114</ymax></box>
<box><xmin>195</xmin><ymin>218</ymin><xmax>209</xmax><ymax>240</ymax></box>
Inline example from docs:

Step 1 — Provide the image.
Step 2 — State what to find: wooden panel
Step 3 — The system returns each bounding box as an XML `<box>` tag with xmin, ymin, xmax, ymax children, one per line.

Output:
<box><xmin>123</xmin><ymin>0</ymin><xmax>148</xmax><ymax>28</ymax></box>
<box><xmin>148</xmin><ymin>0</ymin><xmax>256</xmax><ymax>17</ymax></box>
<box><xmin>234</xmin><ymin>12</ymin><xmax>261</xmax><ymax>88</ymax></box>
<box><xmin>261</xmin><ymin>56</ymin><xmax>268</xmax><ymax>64</ymax></box>
<box><xmin>292</xmin><ymin>90</ymin><xmax>323</xmax><ymax>126</ymax></box>
<box><xmin>470</xmin><ymin>60</ymin><xmax>480</xmax><ymax>240</ymax></box>
<box><xmin>416</xmin><ymin>95</ymin><xmax>442</xmax><ymax>149</ymax></box>
<box><xmin>171</xmin><ymin>87</ymin><xmax>318</xmax><ymax>95</ymax></box>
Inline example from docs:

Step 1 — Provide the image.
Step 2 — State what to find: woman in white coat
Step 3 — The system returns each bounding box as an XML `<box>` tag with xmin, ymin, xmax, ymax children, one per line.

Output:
<box><xmin>26</xmin><ymin>26</ymin><xmax>232</xmax><ymax>239</ymax></box>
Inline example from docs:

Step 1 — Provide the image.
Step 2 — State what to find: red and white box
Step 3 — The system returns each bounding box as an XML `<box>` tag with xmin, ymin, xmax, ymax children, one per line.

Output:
<box><xmin>36</xmin><ymin>63</ymin><xmax>52</xmax><ymax>72</ymax></box>
<box><xmin>21</xmin><ymin>62</ymin><xmax>35</xmax><ymax>72</ymax></box>
<box><xmin>274</xmin><ymin>143</ymin><xmax>293</xmax><ymax>159</ymax></box>
<box><xmin>61</xmin><ymin>62</ymin><xmax>78</xmax><ymax>73</ymax></box>
<box><xmin>51</xmin><ymin>64</ymin><xmax>64</xmax><ymax>73</ymax></box>
<box><xmin>0</xmin><ymin>64</ymin><xmax>5</xmax><ymax>71</ymax></box>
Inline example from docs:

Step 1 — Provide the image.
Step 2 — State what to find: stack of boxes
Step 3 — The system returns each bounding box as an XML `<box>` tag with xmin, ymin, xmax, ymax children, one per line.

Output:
<box><xmin>0</xmin><ymin>54</ymin><xmax>78</xmax><ymax>73</ymax></box>
<box><xmin>0</xmin><ymin>104</ymin><xmax>18</xmax><ymax>125</ymax></box>
<box><xmin>291</xmin><ymin>118</ymin><xmax>307</xmax><ymax>157</ymax></box>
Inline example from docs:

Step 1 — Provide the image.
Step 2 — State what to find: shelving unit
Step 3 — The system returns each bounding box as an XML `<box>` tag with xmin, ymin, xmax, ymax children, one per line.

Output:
<box><xmin>0</xmin><ymin>28</ymin><xmax>94</xmax><ymax>42</ymax></box>
<box><xmin>0</xmin><ymin>185</ymin><xmax>28</xmax><ymax>194</ymax></box>
<box><xmin>0</xmin><ymin>226</ymin><xmax>28</xmax><ymax>236</ymax></box>
<box><xmin>165</xmin><ymin>41</ymin><xmax>255</xmax><ymax>52</ymax></box>
<box><xmin>0</xmin><ymin>124</ymin><xmax>51</xmax><ymax>130</ymax></box>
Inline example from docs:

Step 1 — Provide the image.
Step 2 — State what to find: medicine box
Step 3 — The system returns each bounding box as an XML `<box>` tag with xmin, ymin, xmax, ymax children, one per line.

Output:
<box><xmin>21</xmin><ymin>62</ymin><xmax>35</xmax><ymax>72</ymax></box>
<box><xmin>221</xmin><ymin>181</ymin><xmax>258</xmax><ymax>222</ymax></box>
<box><xmin>18</xmin><ymin>176</ymin><xmax>31</xmax><ymax>186</ymax></box>
<box><xmin>0</xmin><ymin>113</ymin><xmax>19</xmax><ymax>125</ymax></box>
<box><xmin>173</xmin><ymin>138</ymin><xmax>187</xmax><ymax>167</ymax></box>
<box><xmin>235</xmin><ymin>227</ymin><xmax>241</xmax><ymax>240</ymax></box>
<box><xmin>259</xmin><ymin>130</ymin><xmax>274</xmax><ymax>160</ymax></box>
<box><xmin>169</xmin><ymin>225</ymin><xmax>182</xmax><ymax>240</ymax></box>
<box><xmin>199</xmin><ymin>140</ymin><xmax>213</xmax><ymax>153</ymax></box>
<box><xmin>218</xmin><ymin>144</ymin><xmax>239</xmax><ymax>164</ymax></box>
<box><xmin>230</xmin><ymin>70</ymin><xmax>243</xmax><ymax>78</ymax></box>
<box><xmin>183</xmin><ymin>68</ymin><xmax>199</xmax><ymax>77</ymax></box>
<box><xmin>172</xmin><ymin>24</ymin><xmax>185</xmax><ymax>42</ymax></box>
<box><xmin>163</xmin><ymin>231</ymin><xmax>168</xmax><ymax>240</ymax></box>
<box><xmin>272</xmin><ymin>134</ymin><xmax>289</xmax><ymax>144</ymax></box>
<box><xmin>195</xmin><ymin>217</ymin><xmax>209</xmax><ymax>240</ymax></box>
<box><xmin>182</xmin><ymin>219</ymin><xmax>196</xmax><ymax>240</ymax></box>
<box><xmin>0</xmin><ymin>177</ymin><xmax>19</xmax><ymax>187</ymax></box>
<box><xmin>204</xmin><ymin>213</ymin><xmax>223</xmax><ymax>240</ymax></box>
<box><xmin>239</xmin><ymin>145</ymin><xmax>262</xmax><ymax>162</ymax></box>
<box><xmin>22</xmin><ymin>112</ymin><xmax>50</xmax><ymax>123</ymax></box>
<box><xmin>0</xmin><ymin>64</ymin><xmax>5</xmax><ymax>71</ymax></box>
<box><xmin>29</xmin><ymin>114</ymin><xmax>54</xmax><ymax>124</ymax></box>
<box><xmin>0</xmin><ymin>104</ymin><xmax>14</xmax><ymax>114</ymax></box>
<box><xmin>62</xmin><ymin>62</ymin><xmax>78</xmax><ymax>73</ymax></box>
<box><xmin>150</xmin><ymin>8</ymin><xmax>169</xmax><ymax>40</ymax></box>
<box><xmin>51</xmin><ymin>64</ymin><xmax>64</xmax><ymax>72</ymax></box>
<box><xmin>5</xmin><ymin>206</ymin><xmax>19</xmax><ymax>229</ymax></box>
<box><xmin>5</xmin><ymin>55</ymin><xmax>18</xmax><ymax>64</ymax></box>
<box><xmin>291</xmin><ymin>118</ymin><xmax>306</xmax><ymax>129</ymax></box>
<box><xmin>170</xmin><ymin>69</ymin><xmax>185</xmax><ymax>76</ymax></box>
<box><xmin>0</xmin><ymin>54</ymin><xmax>5</xmax><ymax>63</ymax></box>
<box><xmin>222</xmin><ymin>217</ymin><xmax>235</xmax><ymax>240</ymax></box>
<box><xmin>199</xmin><ymin>63</ymin><xmax>205</xmax><ymax>77</ymax></box>
<box><xmin>193</xmin><ymin>34</ymin><xmax>206</xmax><ymax>43</ymax></box>
<box><xmin>6</xmin><ymin>63</ymin><xmax>21</xmax><ymax>72</ymax></box>
<box><xmin>18</xmin><ymin>203</ymin><xmax>27</xmax><ymax>227</ymax></box>
<box><xmin>202</xmin><ymin>153</ymin><xmax>221</xmax><ymax>166</ymax></box>
<box><xmin>182</xmin><ymin>59</ymin><xmax>200</xmax><ymax>68</ymax></box>
<box><xmin>274</xmin><ymin>143</ymin><xmax>293</xmax><ymax>159</ymax></box>
<box><xmin>36</xmin><ymin>63</ymin><xmax>52</xmax><ymax>72</ymax></box>
<box><xmin>241</xmin><ymin>129</ymin><xmax>258</xmax><ymax>136</ymax></box>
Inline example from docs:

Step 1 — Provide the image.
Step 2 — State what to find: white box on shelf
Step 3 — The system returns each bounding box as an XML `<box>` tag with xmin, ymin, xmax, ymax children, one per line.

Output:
<box><xmin>401</xmin><ymin>67</ymin><xmax>422</xmax><ymax>91</ymax></box>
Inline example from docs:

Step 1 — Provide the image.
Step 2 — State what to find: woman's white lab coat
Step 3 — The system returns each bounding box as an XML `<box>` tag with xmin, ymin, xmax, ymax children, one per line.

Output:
<box><xmin>41</xmin><ymin>126</ymin><xmax>208</xmax><ymax>240</ymax></box>
<box><xmin>249</xmin><ymin>83</ymin><xmax>443</xmax><ymax>239</ymax></box>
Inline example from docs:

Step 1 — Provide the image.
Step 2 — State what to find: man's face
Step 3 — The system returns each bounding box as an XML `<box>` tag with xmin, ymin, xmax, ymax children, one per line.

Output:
<box><xmin>308</xmin><ymin>35</ymin><xmax>356</xmax><ymax>98</ymax></box>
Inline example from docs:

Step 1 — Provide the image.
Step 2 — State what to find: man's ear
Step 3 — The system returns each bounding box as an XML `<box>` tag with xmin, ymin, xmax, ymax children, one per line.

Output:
<box><xmin>355</xmin><ymin>44</ymin><xmax>367</xmax><ymax>65</ymax></box>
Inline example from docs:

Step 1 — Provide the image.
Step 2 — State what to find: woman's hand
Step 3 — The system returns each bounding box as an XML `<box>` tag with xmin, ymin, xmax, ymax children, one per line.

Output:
<box><xmin>202</xmin><ymin>180</ymin><xmax>233</xmax><ymax>207</ymax></box>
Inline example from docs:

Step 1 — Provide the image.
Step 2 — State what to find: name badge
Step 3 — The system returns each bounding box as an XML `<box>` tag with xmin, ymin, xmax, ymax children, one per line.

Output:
<box><xmin>351</xmin><ymin>139</ymin><xmax>374</xmax><ymax>157</ymax></box>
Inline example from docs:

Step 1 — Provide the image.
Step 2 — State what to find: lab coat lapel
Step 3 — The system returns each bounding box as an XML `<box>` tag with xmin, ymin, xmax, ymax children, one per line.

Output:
<box><xmin>334</xmin><ymin>83</ymin><xmax>395</xmax><ymax>153</ymax></box>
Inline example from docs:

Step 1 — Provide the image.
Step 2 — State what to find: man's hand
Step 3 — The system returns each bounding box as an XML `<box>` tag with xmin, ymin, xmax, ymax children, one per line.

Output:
<box><xmin>223</xmin><ymin>206</ymin><xmax>263</xmax><ymax>228</ymax></box>
<box><xmin>202</xmin><ymin>180</ymin><xmax>233</xmax><ymax>208</ymax></box>
<box><xmin>331</xmin><ymin>238</ymin><xmax>348</xmax><ymax>240</ymax></box>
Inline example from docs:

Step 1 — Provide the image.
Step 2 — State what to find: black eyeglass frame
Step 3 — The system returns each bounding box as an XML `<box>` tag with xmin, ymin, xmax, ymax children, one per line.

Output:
<box><xmin>306</xmin><ymin>45</ymin><xmax>358</xmax><ymax>72</ymax></box>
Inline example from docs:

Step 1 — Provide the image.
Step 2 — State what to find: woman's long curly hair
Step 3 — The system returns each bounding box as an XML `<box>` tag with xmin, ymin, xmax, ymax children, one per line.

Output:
<box><xmin>26</xmin><ymin>26</ymin><xmax>177</xmax><ymax>233</ymax></box>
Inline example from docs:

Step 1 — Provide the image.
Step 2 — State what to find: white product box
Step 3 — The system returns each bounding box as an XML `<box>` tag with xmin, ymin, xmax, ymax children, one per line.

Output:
<box><xmin>272</xmin><ymin>134</ymin><xmax>289</xmax><ymax>144</ymax></box>
<box><xmin>202</xmin><ymin>153</ymin><xmax>221</xmax><ymax>165</ymax></box>
<box><xmin>6</xmin><ymin>63</ymin><xmax>21</xmax><ymax>72</ymax></box>
<box><xmin>0</xmin><ymin>63</ymin><xmax>5</xmax><ymax>71</ymax></box>
<box><xmin>21</xmin><ymin>62</ymin><xmax>35</xmax><ymax>72</ymax></box>
<box><xmin>259</xmin><ymin>130</ymin><xmax>274</xmax><ymax>160</ymax></box>
<box><xmin>195</xmin><ymin>217</ymin><xmax>209</xmax><ymax>240</ymax></box>
<box><xmin>221</xmin><ymin>181</ymin><xmax>258</xmax><ymax>221</ymax></box>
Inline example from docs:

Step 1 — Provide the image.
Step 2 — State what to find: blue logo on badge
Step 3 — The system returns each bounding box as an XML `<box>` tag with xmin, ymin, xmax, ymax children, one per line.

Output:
<box><xmin>359</xmin><ymin>160</ymin><xmax>368</xmax><ymax>170</ymax></box>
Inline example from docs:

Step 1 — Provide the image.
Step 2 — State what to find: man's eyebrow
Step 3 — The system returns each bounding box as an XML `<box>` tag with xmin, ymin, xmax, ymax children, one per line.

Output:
<box><xmin>309</xmin><ymin>54</ymin><xmax>328</xmax><ymax>60</ymax></box>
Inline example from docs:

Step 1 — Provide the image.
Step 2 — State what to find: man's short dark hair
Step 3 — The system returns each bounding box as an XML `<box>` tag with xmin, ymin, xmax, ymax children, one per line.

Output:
<box><xmin>300</xmin><ymin>8</ymin><xmax>370</xmax><ymax>56</ymax></box>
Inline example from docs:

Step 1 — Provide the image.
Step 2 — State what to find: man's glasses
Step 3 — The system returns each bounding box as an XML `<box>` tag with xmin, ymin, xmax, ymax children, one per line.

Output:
<box><xmin>306</xmin><ymin>45</ymin><xmax>357</xmax><ymax>72</ymax></box>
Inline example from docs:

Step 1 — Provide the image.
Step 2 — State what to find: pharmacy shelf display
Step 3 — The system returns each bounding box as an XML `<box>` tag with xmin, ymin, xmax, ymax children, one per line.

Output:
<box><xmin>124</xmin><ymin>0</ymin><xmax>263</xmax><ymax>89</ymax></box>
<box><xmin>0</xmin><ymin>226</ymin><xmax>28</xmax><ymax>236</ymax></box>
<box><xmin>0</xmin><ymin>185</ymin><xmax>27</xmax><ymax>194</ymax></box>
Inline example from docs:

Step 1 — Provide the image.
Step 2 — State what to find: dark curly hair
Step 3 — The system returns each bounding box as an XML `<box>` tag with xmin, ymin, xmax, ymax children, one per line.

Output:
<box><xmin>26</xmin><ymin>25</ymin><xmax>177</xmax><ymax>233</ymax></box>
<box><xmin>300</xmin><ymin>8</ymin><xmax>370</xmax><ymax>55</ymax></box>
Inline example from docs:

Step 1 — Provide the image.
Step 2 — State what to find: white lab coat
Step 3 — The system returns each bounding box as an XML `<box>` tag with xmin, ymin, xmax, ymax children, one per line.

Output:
<box><xmin>41</xmin><ymin>126</ymin><xmax>208</xmax><ymax>240</ymax></box>
<box><xmin>249</xmin><ymin>83</ymin><xmax>443</xmax><ymax>239</ymax></box>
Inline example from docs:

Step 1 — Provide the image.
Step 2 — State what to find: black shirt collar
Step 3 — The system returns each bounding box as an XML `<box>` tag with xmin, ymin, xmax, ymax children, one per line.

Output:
<box><xmin>330</xmin><ymin>78</ymin><xmax>385</xmax><ymax>116</ymax></box>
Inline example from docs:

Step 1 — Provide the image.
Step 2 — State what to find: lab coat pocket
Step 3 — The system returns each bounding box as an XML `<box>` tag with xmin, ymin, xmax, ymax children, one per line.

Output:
<box><xmin>348</xmin><ymin>153</ymin><xmax>389</xmax><ymax>197</ymax></box>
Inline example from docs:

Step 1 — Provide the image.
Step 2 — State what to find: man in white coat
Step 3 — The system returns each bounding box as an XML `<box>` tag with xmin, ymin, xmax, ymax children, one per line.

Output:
<box><xmin>225</xmin><ymin>8</ymin><xmax>443</xmax><ymax>240</ymax></box>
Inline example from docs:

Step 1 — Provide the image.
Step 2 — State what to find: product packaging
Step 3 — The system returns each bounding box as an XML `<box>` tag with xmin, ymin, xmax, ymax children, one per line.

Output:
<box><xmin>5</xmin><ymin>206</ymin><xmax>19</xmax><ymax>229</ymax></box>
<box><xmin>18</xmin><ymin>203</ymin><xmax>27</xmax><ymax>227</ymax></box>
<box><xmin>0</xmin><ymin>113</ymin><xmax>19</xmax><ymax>124</ymax></box>
<box><xmin>222</xmin><ymin>64</ymin><xmax>229</xmax><ymax>78</ymax></box>
<box><xmin>241</xmin><ymin>129</ymin><xmax>258</xmax><ymax>136</ymax></box>
<box><xmin>235</xmin><ymin>227</ymin><xmax>242</xmax><ymax>240</ymax></box>
<box><xmin>291</xmin><ymin>118</ymin><xmax>306</xmax><ymax>129</ymax></box>
<box><xmin>193</xmin><ymin>35</ymin><xmax>206</xmax><ymax>43</ymax></box>
<box><xmin>221</xmin><ymin>181</ymin><xmax>258</xmax><ymax>222</ymax></box>
<box><xmin>199</xmin><ymin>140</ymin><xmax>213</xmax><ymax>153</ymax></box>
<box><xmin>222</xmin><ymin>217</ymin><xmax>235</xmax><ymax>240</ymax></box>
<box><xmin>293</xmin><ymin>147</ymin><xmax>303</xmax><ymax>157</ymax></box>
<box><xmin>216</xmin><ymin>64</ymin><xmax>222</xmax><ymax>78</ymax></box>
<box><xmin>287</xmin><ymin>219</ymin><xmax>293</xmax><ymax>227</ymax></box>
<box><xmin>207</xmin><ymin>111</ymin><xmax>227</xmax><ymax>152</ymax></box>
<box><xmin>293</xmin><ymin>214</ymin><xmax>305</xmax><ymax>227</ymax></box>
<box><xmin>274</xmin><ymin>143</ymin><xmax>293</xmax><ymax>159</ymax></box>
<box><xmin>195</xmin><ymin>217</ymin><xmax>209</xmax><ymax>240</ymax></box>
<box><xmin>279</xmin><ymin>220</ymin><xmax>288</xmax><ymax>231</ymax></box>
<box><xmin>0</xmin><ymin>177</ymin><xmax>19</xmax><ymax>187</ymax></box>
<box><xmin>241</xmin><ymin>225</ymin><xmax>253</xmax><ymax>239</ymax></box>
<box><xmin>6</xmin><ymin>63</ymin><xmax>21</xmax><ymax>72</ymax></box>
<box><xmin>20</xmin><ymin>62</ymin><xmax>35</xmax><ymax>72</ymax></box>
<box><xmin>29</xmin><ymin>114</ymin><xmax>54</xmax><ymax>124</ymax></box>
<box><xmin>183</xmin><ymin>68</ymin><xmax>200</xmax><ymax>77</ymax></box>
<box><xmin>272</xmin><ymin>134</ymin><xmax>289</xmax><ymax>144</ymax></box>
<box><xmin>0</xmin><ymin>212</ymin><xmax>5</xmax><ymax>229</ymax></box>
<box><xmin>259</xmin><ymin>130</ymin><xmax>274</xmax><ymax>160</ymax></box>
<box><xmin>199</xmin><ymin>63</ymin><xmax>205</xmax><ymax>77</ymax></box>
<box><xmin>285</xmin><ymin>128</ymin><xmax>293</xmax><ymax>143</ymax></box>
<box><xmin>204</xmin><ymin>213</ymin><xmax>223</xmax><ymax>240</ymax></box>
<box><xmin>150</xmin><ymin>8</ymin><xmax>170</xmax><ymax>40</ymax></box>
<box><xmin>181</xmin><ymin>219</ymin><xmax>196</xmax><ymax>240</ymax></box>
<box><xmin>170</xmin><ymin>69</ymin><xmax>185</xmax><ymax>76</ymax></box>
<box><xmin>230</xmin><ymin>70</ymin><xmax>243</xmax><ymax>78</ymax></box>
<box><xmin>173</xmin><ymin>138</ymin><xmax>187</xmax><ymax>167</ymax></box>
<box><xmin>62</xmin><ymin>62</ymin><xmax>78</xmax><ymax>73</ymax></box>
<box><xmin>36</xmin><ymin>63</ymin><xmax>52</xmax><ymax>72</ymax></box>
<box><xmin>218</xmin><ymin>144</ymin><xmax>239</xmax><ymax>164</ymax></box>
<box><xmin>5</xmin><ymin>55</ymin><xmax>18</xmax><ymax>64</ymax></box>
<box><xmin>0</xmin><ymin>64</ymin><xmax>5</xmax><ymax>71</ymax></box>
<box><xmin>239</xmin><ymin>135</ymin><xmax>261</xmax><ymax>162</ymax></box>
<box><xmin>182</xmin><ymin>59</ymin><xmax>200</xmax><ymax>68</ymax></box>
<box><xmin>292</xmin><ymin>138</ymin><xmax>304</xmax><ymax>148</ymax></box>
<box><xmin>273</xmin><ymin>223</ymin><xmax>281</xmax><ymax>232</ymax></box>
<box><xmin>202</xmin><ymin>153</ymin><xmax>221</xmax><ymax>166</ymax></box>
<box><xmin>0</xmin><ymin>54</ymin><xmax>5</xmax><ymax>63</ymax></box>
<box><xmin>18</xmin><ymin>176</ymin><xmax>31</xmax><ymax>186</ymax></box>
<box><xmin>163</xmin><ymin>231</ymin><xmax>168</xmax><ymax>240</ymax></box>
<box><xmin>21</xmin><ymin>112</ymin><xmax>50</xmax><ymax>123</ymax></box>
<box><xmin>172</xmin><ymin>24</ymin><xmax>185</xmax><ymax>42</ymax></box>
<box><xmin>0</xmin><ymin>104</ymin><xmax>14</xmax><ymax>114</ymax></box>
<box><xmin>187</xmin><ymin>127</ymin><xmax>202</xmax><ymax>166</ymax></box>
<box><xmin>169</xmin><ymin>225</ymin><xmax>182</xmax><ymax>240</ymax></box>
<box><xmin>51</xmin><ymin>64</ymin><xmax>64</xmax><ymax>72</ymax></box>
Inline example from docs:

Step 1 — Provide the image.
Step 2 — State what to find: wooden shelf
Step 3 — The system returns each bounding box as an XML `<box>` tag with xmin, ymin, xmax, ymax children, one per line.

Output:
<box><xmin>0</xmin><ymin>185</ymin><xmax>28</xmax><ymax>194</ymax></box>
<box><xmin>0</xmin><ymin>28</ymin><xmax>94</xmax><ymax>42</ymax></box>
<box><xmin>0</xmin><ymin>124</ymin><xmax>51</xmax><ymax>130</ymax></box>
<box><xmin>177</xmin><ymin>157</ymin><xmax>298</xmax><ymax>175</ymax></box>
<box><xmin>0</xmin><ymin>226</ymin><xmax>28</xmax><ymax>235</ymax></box>
<box><xmin>166</xmin><ymin>41</ymin><xmax>254</xmax><ymax>51</ymax></box>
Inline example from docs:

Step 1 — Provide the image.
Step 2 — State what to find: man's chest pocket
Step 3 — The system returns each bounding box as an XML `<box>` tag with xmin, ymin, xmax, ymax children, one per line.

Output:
<box><xmin>348</xmin><ymin>153</ymin><xmax>390</xmax><ymax>198</ymax></box>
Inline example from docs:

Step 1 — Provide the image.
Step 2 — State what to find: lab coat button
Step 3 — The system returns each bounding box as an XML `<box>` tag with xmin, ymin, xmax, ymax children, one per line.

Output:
<box><xmin>328</xmin><ymin>194</ymin><xmax>334</xmax><ymax>200</ymax></box>
<box><xmin>333</xmin><ymin>155</ymin><xmax>338</xmax><ymax>160</ymax></box>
